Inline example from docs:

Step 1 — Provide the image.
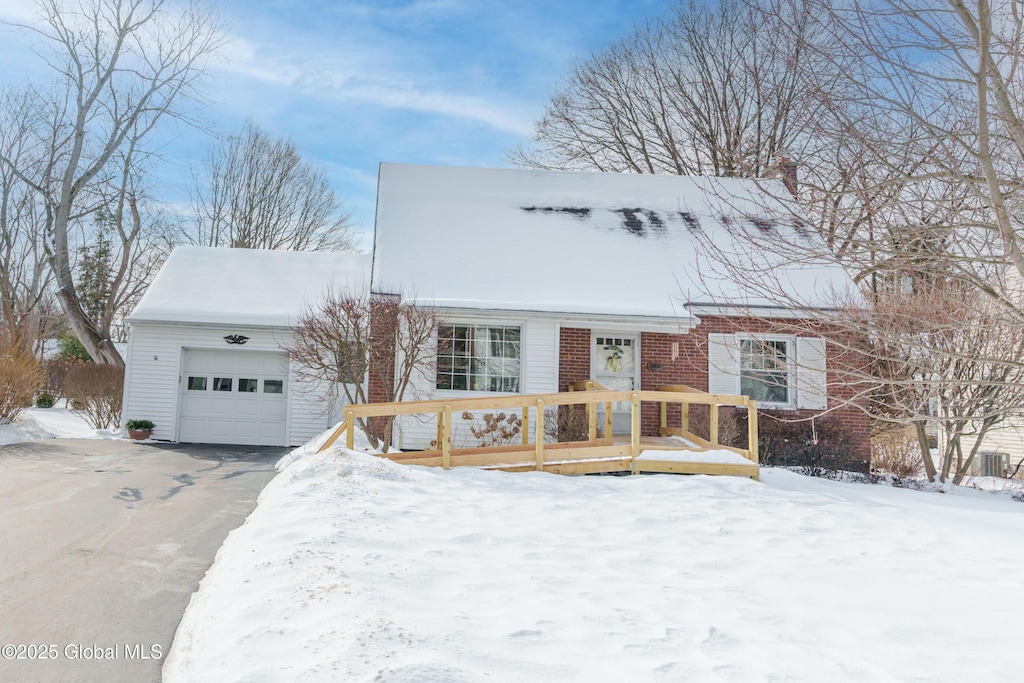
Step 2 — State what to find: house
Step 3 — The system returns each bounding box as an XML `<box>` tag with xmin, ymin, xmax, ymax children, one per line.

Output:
<box><xmin>369</xmin><ymin>164</ymin><xmax>870</xmax><ymax>466</ymax></box>
<box><xmin>121</xmin><ymin>247</ymin><xmax>370</xmax><ymax>446</ymax></box>
<box><xmin>122</xmin><ymin>163</ymin><xmax>870</xmax><ymax>467</ymax></box>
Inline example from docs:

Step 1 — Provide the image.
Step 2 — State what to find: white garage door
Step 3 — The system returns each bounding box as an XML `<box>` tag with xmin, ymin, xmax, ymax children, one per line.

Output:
<box><xmin>179</xmin><ymin>349</ymin><xmax>288</xmax><ymax>446</ymax></box>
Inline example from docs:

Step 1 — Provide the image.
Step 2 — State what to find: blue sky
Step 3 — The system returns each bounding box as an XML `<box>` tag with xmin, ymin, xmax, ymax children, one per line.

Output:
<box><xmin>0</xmin><ymin>0</ymin><xmax>663</xmax><ymax>249</ymax></box>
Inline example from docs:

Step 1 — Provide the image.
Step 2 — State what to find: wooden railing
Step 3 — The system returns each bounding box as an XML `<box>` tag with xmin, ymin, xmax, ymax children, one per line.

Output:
<box><xmin>317</xmin><ymin>381</ymin><xmax>759</xmax><ymax>473</ymax></box>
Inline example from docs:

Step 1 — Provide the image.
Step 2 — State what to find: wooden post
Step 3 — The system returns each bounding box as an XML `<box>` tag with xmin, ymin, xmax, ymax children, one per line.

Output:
<box><xmin>436</xmin><ymin>411</ymin><xmax>443</xmax><ymax>450</ymax></box>
<box><xmin>442</xmin><ymin>405</ymin><xmax>452</xmax><ymax>470</ymax></box>
<box><xmin>345</xmin><ymin>410</ymin><xmax>355</xmax><ymax>450</ymax></box>
<box><xmin>522</xmin><ymin>406</ymin><xmax>529</xmax><ymax>445</ymax></box>
<box><xmin>660</xmin><ymin>400</ymin><xmax>667</xmax><ymax>432</ymax></box>
<box><xmin>630</xmin><ymin>393</ymin><xmax>640</xmax><ymax>474</ymax></box>
<box><xmin>747</xmin><ymin>400</ymin><xmax>759</xmax><ymax>464</ymax></box>
<box><xmin>605</xmin><ymin>402</ymin><xmax>613</xmax><ymax>437</ymax></box>
<box><xmin>710</xmin><ymin>404</ymin><xmax>719</xmax><ymax>445</ymax></box>
<box><xmin>535</xmin><ymin>398</ymin><xmax>545</xmax><ymax>471</ymax></box>
<box><xmin>681</xmin><ymin>402</ymin><xmax>689</xmax><ymax>433</ymax></box>
<box><xmin>586</xmin><ymin>381</ymin><xmax>596</xmax><ymax>441</ymax></box>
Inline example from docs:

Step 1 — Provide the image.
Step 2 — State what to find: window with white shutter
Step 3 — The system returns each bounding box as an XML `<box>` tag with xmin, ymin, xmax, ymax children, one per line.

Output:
<box><xmin>708</xmin><ymin>333</ymin><xmax>828</xmax><ymax>410</ymax></box>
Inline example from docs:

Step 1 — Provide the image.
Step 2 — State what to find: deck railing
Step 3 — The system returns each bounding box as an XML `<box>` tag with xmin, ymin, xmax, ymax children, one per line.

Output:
<box><xmin>317</xmin><ymin>381</ymin><xmax>759</xmax><ymax>474</ymax></box>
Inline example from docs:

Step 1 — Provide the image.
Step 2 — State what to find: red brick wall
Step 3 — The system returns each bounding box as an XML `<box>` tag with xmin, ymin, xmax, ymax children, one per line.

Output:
<box><xmin>558</xmin><ymin>327</ymin><xmax>591</xmax><ymax>392</ymax></box>
<box><xmin>367</xmin><ymin>298</ymin><xmax>398</xmax><ymax>440</ymax></box>
<box><xmin>556</xmin><ymin>317</ymin><xmax>871</xmax><ymax>468</ymax></box>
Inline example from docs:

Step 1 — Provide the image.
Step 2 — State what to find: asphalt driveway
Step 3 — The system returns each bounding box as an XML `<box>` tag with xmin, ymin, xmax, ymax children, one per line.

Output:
<box><xmin>0</xmin><ymin>439</ymin><xmax>281</xmax><ymax>682</ymax></box>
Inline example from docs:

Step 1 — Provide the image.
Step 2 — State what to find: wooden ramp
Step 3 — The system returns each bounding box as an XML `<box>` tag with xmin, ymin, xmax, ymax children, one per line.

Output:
<box><xmin>318</xmin><ymin>382</ymin><xmax>759</xmax><ymax>480</ymax></box>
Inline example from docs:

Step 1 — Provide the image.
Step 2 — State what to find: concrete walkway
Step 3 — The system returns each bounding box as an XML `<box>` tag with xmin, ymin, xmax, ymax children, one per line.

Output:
<box><xmin>0</xmin><ymin>439</ymin><xmax>281</xmax><ymax>682</ymax></box>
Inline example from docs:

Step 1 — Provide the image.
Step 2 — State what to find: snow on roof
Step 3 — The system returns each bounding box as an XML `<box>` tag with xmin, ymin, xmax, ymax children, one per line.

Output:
<box><xmin>371</xmin><ymin>163</ymin><xmax>854</xmax><ymax>318</ymax></box>
<box><xmin>129</xmin><ymin>246</ymin><xmax>370</xmax><ymax>327</ymax></box>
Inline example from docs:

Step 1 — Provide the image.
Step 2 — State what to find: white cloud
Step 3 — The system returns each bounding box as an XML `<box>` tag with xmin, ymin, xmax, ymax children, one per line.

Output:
<box><xmin>212</xmin><ymin>11</ymin><xmax>535</xmax><ymax>137</ymax></box>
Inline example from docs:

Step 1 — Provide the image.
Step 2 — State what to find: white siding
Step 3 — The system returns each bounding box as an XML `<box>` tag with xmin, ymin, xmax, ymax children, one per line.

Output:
<box><xmin>974</xmin><ymin>420</ymin><xmax>1024</xmax><ymax>475</ymax></box>
<box><xmin>523</xmin><ymin>319</ymin><xmax>558</xmax><ymax>394</ymax></box>
<box><xmin>122</xmin><ymin>322</ymin><xmax>334</xmax><ymax>446</ymax></box>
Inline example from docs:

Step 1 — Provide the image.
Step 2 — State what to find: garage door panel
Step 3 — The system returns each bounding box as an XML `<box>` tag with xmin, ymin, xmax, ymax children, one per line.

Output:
<box><xmin>179</xmin><ymin>349</ymin><xmax>288</xmax><ymax>446</ymax></box>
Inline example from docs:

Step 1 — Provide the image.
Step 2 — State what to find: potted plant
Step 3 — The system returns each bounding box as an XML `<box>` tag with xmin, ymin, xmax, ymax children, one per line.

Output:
<box><xmin>125</xmin><ymin>419</ymin><xmax>155</xmax><ymax>441</ymax></box>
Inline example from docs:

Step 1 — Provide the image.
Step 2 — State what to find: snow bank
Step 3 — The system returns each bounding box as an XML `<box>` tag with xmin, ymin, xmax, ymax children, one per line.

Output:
<box><xmin>0</xmin><ymin>406</ymin><xmax>115</xmax><ymax>446</ymax></box>
<box><xmin>165</xmin><ymin>450</ymin><xmax>1024</xmax><ymax>682</ymax></box>
<box><xmin>636</xmin><ymin>448</ymin><xmax>752</xmax><ymax>465</ymax></box>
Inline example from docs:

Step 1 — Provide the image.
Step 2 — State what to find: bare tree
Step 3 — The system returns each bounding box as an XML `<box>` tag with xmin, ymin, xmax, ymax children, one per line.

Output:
<box><xmin>0</xmin><ymin>90</ymin><xmax>54</xmax><ymax>353</ymax></box>
<box><xmin>287</xmin><ymin>291</ymin><xmax>441</xmax><ymax>452</ymax></box>
<box><xmin>187</xmin><ymin>121</ymin><xmax>355</xmax><ymax>252</ymax></box>
<box><xmin>74</xmin><ymin>142</ymin><xmax>172</xmax><ymax>344</ymax></box>
<box><xmin>0</xmin><ymin>0</ymin><xmax>223</xmax><ymax>364</ymax></box>
<box><xmin>512</xmin><ymin>0</ymin><xmax>838</xmax><ymax>178</ymax></box>
<box><xmin>775</xmin><ymin>0</ymin><xmax>1024</xmax><ymax>318</ymax></box>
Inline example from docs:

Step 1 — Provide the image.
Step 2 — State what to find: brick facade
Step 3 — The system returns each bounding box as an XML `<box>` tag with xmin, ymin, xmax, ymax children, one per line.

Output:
<box><xmin>366</xmin><ymin>298</ymin><xmax>398</xmax><ymax>441</ymax></box>
<box><xmin>557</xmin><ymin>316</ymin><xmax>872</xmax><ymax>468</ymax></box>
<box><xmin>557</xmin><ymin>327</ymin><xmax>591</xmax><ymax>392</ymax></box>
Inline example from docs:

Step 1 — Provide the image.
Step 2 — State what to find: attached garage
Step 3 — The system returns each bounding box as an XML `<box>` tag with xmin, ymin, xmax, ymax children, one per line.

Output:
<box><xmin>178</xmin><ymin>349</ymin><xmax>289</xmax><ymax>446</ymax></box>
<box><xmin>122</xmin><ymin>247</ymin><xmax>370</xmax><ymax>447</ymax></box>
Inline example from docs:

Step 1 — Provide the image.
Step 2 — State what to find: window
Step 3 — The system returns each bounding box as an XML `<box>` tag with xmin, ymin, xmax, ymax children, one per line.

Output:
<box><xmin>239</xmin><ymin>378</ymin><xmax>258</xmax><ymax>393</ymax></box>
<box><xmin>739</xmin><ymin>338</ymin><xmax>790</xmax><ymax>405</ymax></box>
<box><xmin>213</xmin><ymin>377</ymin><xmax>233</xmax><ymax>392</ymax></box>
<box><xmin>263</xmin><ymin>379</ymin><xmax>284</xmax><ymax>394</ymax></box>
<box><xmin>187</xmin><ymin>376</ymin><xmax>207</xmax><ymax>391</ymax></box>
<box><xmin>436</xmin><ymin>324</ymin><xmax>521</xmax><ymax>392</ymax></box>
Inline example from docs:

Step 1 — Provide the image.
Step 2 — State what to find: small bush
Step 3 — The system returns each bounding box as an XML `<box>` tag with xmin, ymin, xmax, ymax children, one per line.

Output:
<box><xmin>687</xmin><ymin>406</ymin><xmax>744</xmax><ymax>448</ymax></box>
<box><xmin>872</xmin><ymin>427</ymin><xmax>924</xmax><ymax>479</ymax></box>
<box><xmin>461</xmin><ymin>411</ymin><xmax>520</xmax><ymax>447</ymax></box>
<box><xmin>42</xmin><ymin>359</ymin><xmax>77</xmax><ymax>400</ymax></box>
<box><xmin>544</xmin><ymin>405</ymin><xmax>592</xmax><ymax>442</ymax></box>
<box><xmin>751</xmin><ymin>414</ymin><xmax>857</xmax><ymax>477</ymax></box>
<box><xmin>0</xmin><ymin>341</ymin><xmax>43</xmax><ymax>424</ymax></box>
<box><xmin>125</xmin><ymin>419</ymin><xmax>155</xmax><ymax>431</ymax></box>
<box><xmin>35</xmin><ymin>394</ymin><xmax>55</xmax><ymax>409</ymax></box>
<box><xmin>65</xmin><ymin>363</ymin><xmax>124</xmax><ymax>429</ymax></box>
<box><xmin>58</xmin><ymin>331</ymin><xmax>92</xmax><ymax>361</ymax></box>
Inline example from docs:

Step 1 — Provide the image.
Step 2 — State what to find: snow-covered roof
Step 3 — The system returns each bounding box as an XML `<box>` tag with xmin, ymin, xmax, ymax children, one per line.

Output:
<box><xmin>371</xmin><ymin>163</ymin><xmax>854</xmax><ymax>319</ymax></box>
<box><xmin>129</xmin><ymin>246</ymin><xmax>370</xmax><ymax>327</ymax></box>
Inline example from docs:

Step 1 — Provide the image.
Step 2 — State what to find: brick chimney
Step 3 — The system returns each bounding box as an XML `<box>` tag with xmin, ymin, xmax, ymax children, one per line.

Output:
<box><xmin>778</xmin><ymin>156</ymin><xmax>798</xmax><ymax>198</ymax></box>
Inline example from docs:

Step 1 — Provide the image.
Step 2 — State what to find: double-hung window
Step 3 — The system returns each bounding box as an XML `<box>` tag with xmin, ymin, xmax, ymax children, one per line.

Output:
<box><xmin>436</xmin><ymin>324</ymin><xmax>521</xmax><ymax>392</ymax></box>
<box><xmin>739</xmin><ymin>338</ymin><xmax>791</xmax><ymax>406</ymax></box>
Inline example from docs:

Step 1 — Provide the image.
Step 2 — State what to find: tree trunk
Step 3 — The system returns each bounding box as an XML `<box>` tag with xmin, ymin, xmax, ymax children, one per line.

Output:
<box><xmin>915</xmin><ymin>421</ymin><xmax>937</xmax><ymax>482</ymax></box>
<box><xmin>55</xmin><ymin>287</ymin><xmax>123</xmax><ymax>365</ymax></box>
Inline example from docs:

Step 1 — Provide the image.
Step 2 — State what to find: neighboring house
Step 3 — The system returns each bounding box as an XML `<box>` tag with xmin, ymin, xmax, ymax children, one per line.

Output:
<box><xmin>121</xmin><ymin>247</ymin><xmax>370</xmax><ymax>446</ymax></box>
<box><xmin>369</xmin><ymin>164</ymin><xmax>871</xmax><ymax>466</ymax></box>
<box><xmin>122</xmin><ymin>163</ymin><xmax>870</xmax><ymax>466</ymax></box>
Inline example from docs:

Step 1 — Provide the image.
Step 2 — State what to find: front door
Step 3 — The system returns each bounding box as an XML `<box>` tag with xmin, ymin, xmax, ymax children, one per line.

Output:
<box><xmin>593</xmin><ymin>334</ymin><xmax>639</xmax><ymax>434</ymax></box>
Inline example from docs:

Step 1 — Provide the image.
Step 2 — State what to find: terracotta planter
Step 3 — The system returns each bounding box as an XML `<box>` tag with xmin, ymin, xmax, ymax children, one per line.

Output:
<box><xmin>128</xmin><ymin>429</ymin><xmax>153</xmax><ymax>441</ymax></box>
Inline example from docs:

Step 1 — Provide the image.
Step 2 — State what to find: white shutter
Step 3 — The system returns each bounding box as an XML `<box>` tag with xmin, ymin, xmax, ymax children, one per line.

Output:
<box><xmin>707</xmin><ymin>333</ymin><xmax>740</xmax><ymax>395</ymax></box>
<box><xmin>796</xmin><ymin>337</ymin><xmax>827</xmax><ymax>410</ymax></box>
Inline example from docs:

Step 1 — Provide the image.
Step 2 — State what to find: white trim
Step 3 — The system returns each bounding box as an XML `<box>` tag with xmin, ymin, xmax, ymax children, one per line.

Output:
<box><xmin>434</xmin><ymin>306</ymin><xmax>695</xmax><ymax>334</ymax></box>
<box><xmin>119</xmin><ymin>326</ymin><xmax>136</xmax><ymax>434</ymax></box>
<box><xmin>686</xmin><ymin>303</ymin><xmax>834</xmax><ymax>320</ymax></box>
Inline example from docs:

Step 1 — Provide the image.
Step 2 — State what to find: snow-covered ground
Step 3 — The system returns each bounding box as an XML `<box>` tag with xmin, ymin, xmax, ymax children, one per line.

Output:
<box><xmin>166</xmin><ymin>445</ymin><xmax>1024</xmax><ymax>682</ymax></box>
<box><xmin>0</xmin><ymin>405</ymin><xmax>118</xmax><ymax>446</ymax></box>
